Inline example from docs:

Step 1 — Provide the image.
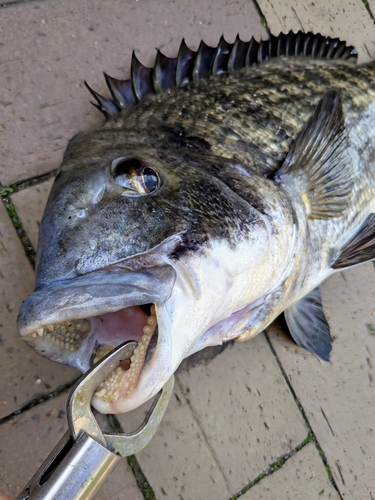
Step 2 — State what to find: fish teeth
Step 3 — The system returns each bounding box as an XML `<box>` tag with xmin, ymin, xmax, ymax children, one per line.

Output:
<box><xmin>94</xmin><ymin>308</ymin><xmax>158</xmax><ymax>403</ymax></box>
<box><xmin>29</xmin><ymin>318</ymin><xmax>91</xmax><ymax>352</ymax></box>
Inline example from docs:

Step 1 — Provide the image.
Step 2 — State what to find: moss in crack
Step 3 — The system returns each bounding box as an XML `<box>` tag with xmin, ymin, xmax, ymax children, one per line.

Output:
<box><xmin>127</xmin><ymin>455</ymin><xmax>156</xmax><ymax>500</ymax></box>
<box><xmin>301</xmin><ymin>432</ymin><xmax>314</xmax><ymax>446</ymax></box>
<box><xmin>1</xmin><ymin>169</ymin><xmax>57</xmax><ymax>198</ymax></box>
<box><xmin>0</xmin><ymin>168</ymin><xmax>59</xmax><ymax>268</ymax></box>
<box><xmin>12</xmin><ymin>169</ymin><xmax>57</xmax><ymax>193</ymax></box>
<box><xmin>362</xmin><ymin>0</ymin><xmax>375</xmax><ymax>22</ymax></box>
<box><xmin>143</xmin><ymin>487</ymin><xmax>155</xmax><ymax>499</ymax></box>
<box><xmin>4</xmin><ymin>201</ymin><xmax>22</xmax><ymax>230</ymax></box>
<box><xmin>0</xmin><ymin>186</ymin><xmax>15</xmax><ymax>197</ymax></box>
<box><xmin>228</xmin><ymin>434</ymin><xmax>313</xmax><ymax>499</ymax></box>
<box><xmin>1</xmin><ymin>196</ymin><xmax>36</xmax><ymax>267</ymax></box>
<box><xmin>251</xmin><ymin>0</ymin><xmax>270</xmax><ymax>35</ymax></box>
<box><xmin>269</xmin><ymin>456</ymin><xmax>286</xmax><ymax>472</ymax></box>
<box><xmin>325</xmin><ymin>465</ymin><xmax>334</xmax><ymax>480</ymax></box>
<box><xmin>0</xmin><ymin>169</ymin><xmax>58</xmax><ymax>268</ymax></box>
<box><xmin>263</xmin><ymin>329</ymin><xmax>342</xmax><ymax>497</ymax></box>
<box><xmin>108</xmin><ymin>415</ymin><xmax>155</xmax><ymax>500</ymax></box>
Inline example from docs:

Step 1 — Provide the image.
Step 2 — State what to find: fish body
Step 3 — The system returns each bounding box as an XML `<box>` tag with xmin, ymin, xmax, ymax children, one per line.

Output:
<box><xmin>17</xmin><ymin>32</ymin><xmax>375</xmax><ymax>413</ymax></box>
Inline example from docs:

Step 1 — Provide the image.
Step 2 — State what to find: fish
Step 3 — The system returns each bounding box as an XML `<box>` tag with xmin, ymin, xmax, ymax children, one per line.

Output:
<box><xmin>17</xmin><ymin>31</ymin><xmax>375</xmax><ymax>414</ymax></box>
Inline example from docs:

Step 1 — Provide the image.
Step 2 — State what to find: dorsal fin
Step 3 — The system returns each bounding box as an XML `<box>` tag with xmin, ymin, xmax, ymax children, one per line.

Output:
<box><xmin>104</xmin><ymin>72</ymin><xmax>136</xmax><ymax>109</ymax></box>
<box><xmin>153</xmin><ymin>50</ymin><xmax>178</xmax><ymax>93</ymax></box>
<box><xmin>87</xmin><ymin>31</ymin><xmax>358</xmax><ymax>118</ymax></box>
<box><xmin>131</xmin><ymin>51</ymin><xmax>155</xmax><ymax>101</ymax></box>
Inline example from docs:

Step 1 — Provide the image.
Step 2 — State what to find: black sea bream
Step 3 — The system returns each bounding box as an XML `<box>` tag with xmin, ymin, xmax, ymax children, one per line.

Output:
<box><xmin>17</xmin><ymin>32</ymin><xmax>375</xmax><ymax>413</ymax></box>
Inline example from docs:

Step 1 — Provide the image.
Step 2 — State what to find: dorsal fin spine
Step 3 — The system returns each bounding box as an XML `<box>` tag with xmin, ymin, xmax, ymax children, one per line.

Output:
<box><xmin>176</xmin><ymin>38</ymin><xmax>195</xmax><ymax>86</ymax></box>
<box><xmin>87</xmin><ymin>31</ymin><xmax>358</xmax><ymax>118</ymax></box>
<box><xmin>84</xmin><ymin>80</ymin><xmax>119</xmax><ymax>117</ymax></box>
<box><xmin>246</xmin><ymin>37</ymin><xmax>259</xmax><ymax>65</ymax></box>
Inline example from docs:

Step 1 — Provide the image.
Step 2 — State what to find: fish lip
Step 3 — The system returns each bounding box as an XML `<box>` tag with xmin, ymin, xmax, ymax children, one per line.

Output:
<box><xmin>17</xmin><ymin>265</ymin><xmax>176</xmax><ymax>340</ymax></box>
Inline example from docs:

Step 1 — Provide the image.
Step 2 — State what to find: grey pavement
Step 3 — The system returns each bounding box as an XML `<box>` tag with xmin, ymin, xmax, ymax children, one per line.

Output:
<box><xmin>1</xmin><ymin>1</ymin><xmax>375</xmax><ymax>499</ymax></box>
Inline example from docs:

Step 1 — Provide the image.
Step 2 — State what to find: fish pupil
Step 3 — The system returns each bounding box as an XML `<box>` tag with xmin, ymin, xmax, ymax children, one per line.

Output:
<box><xmin>142</xmin><ymin>167</ymin><xmax>158</xmax><ymax>192</ymax></box>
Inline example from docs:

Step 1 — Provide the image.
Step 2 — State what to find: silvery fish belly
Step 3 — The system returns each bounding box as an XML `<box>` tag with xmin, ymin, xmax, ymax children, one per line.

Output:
<box><xmin>17</xmin><ymin>31</ymin><xmax>375</xmax><ymax>413</ymax></box>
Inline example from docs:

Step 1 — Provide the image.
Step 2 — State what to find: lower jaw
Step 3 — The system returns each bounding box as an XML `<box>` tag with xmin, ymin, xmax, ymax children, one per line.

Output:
<box><xmin>25</xmin><ymin>304</ymin><xmax>159</xmax><ymax>405</ymax></box>
<box><xmin>93</xmin><ymin>318</ymin><xmax>158</xmax><ymax>403</ymax></box>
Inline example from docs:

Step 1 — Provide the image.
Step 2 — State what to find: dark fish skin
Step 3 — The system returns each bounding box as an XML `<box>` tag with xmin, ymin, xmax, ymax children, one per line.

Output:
<box><xmin>47</xmin><ymin>58</ymin><xmax>375</xmax><ymax>278</ymax></box>
<box><xmin>17</xmin><ymin>32</ymin><xmax>375</xmax><ymax>413</ymax></box>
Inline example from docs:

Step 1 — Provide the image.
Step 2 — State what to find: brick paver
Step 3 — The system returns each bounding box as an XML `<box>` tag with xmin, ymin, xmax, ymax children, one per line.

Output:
<box><xmin>0</xmin><ymin>0</ymin><xmax>266</xmax><ymax>186</ymax></box>
<box><xmin>258</xmin><ymin>0</ymin><xmax>375</xmax><ymax>62</ymax></box>
<box><xmin>268</xmin><ymin>263</ymin><xmax>375</xmax><ymax>498</ymax></box>
<box><xmin>116</xmin><ymin>382</ymin><xmax>232</xmax><ymax>500</ymax></box>
<box><xmin>117</xmin><ymin>336</ymin><xmax>307</xmax><ymax>498</ymax></box>
<box><xmin>12</xmin><ymin>179</ymin><xmax>54</xmax><ymax>250</ymax></box>
<box><xmin>242</xmin><ymin>443</ymin><xmax>340</xmax><ymax>500</ymax></box>
<box><xmin>0</xmin><ymin>392</ymin><xmax>142</xmax><ymax>499</ymax></box>
<box><xmin>176</xmin><ymin>337</ymin><xmax>307</xmax><ymax>494</ymax></box>
<box><xmin>0</xmin><ymin>201</ymin><xmax>78</xmax><ymax>419</ymax></box>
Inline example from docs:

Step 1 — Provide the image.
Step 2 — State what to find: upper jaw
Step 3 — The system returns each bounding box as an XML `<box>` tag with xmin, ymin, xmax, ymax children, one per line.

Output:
<box><xmin>17</xmin><ymin>265</ymin><xmax>176</xmax><ymax>372</ymax></box>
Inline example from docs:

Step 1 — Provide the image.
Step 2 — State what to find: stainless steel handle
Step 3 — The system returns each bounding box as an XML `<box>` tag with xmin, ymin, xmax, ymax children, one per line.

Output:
<box><xmin>15</xmin><ymin>343</ymin><xmax>175</xmax><ymax>500</ymax></box>
<box><xmin>15</xmin><ymin>430</ymin><xmax>121</xmax><ymax>500</ymax></box>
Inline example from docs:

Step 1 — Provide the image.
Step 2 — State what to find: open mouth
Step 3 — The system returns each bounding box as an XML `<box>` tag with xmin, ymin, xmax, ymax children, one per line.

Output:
<box><xmin>27</xmin><ymin>303</ymin><xmax>158</xmax><ymax>404</ymax></box>
<box><xmin>91</xmin><ymin>303</ymin><xmax>158</xmax><ymax>402</ymax></box>
<box><xmin>17</xmin><ymin>265</ymin><xmax>176</xmax><ymax>409</ymax></box>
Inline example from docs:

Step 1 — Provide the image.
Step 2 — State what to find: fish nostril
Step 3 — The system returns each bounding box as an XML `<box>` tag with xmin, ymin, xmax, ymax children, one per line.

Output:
<box><xmin>76</xmin><ymin>209</ymin><xmax>87</xmax><ymax>219</ymax></box>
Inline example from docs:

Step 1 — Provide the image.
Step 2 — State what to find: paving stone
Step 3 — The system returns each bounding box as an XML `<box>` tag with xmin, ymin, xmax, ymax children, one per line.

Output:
<box><xmin>0</xmin><ymin>201</ymin><xmax>78</xmax><ymax>419</ymax></box>
<box><xmin>0</xmin><ymin>0</ymin><xmax>266</xmax><ymax>186</ymax></box>
<box><xmin>0</xmin><ymin>392</ymin><xmax>142</xmax><ymax>499</ymax></box>
<box><xmin>267</xmin><ymin>262</ymin><xmax>375</xmax><ymax>499</ymax></box>
<box><xmin>242</xmin><ymin>443</ymin><xmax>339</xmax><ymax>499</ymax></box>
<box><xmin>116</xmin><ymin>382</ymin><xmax>232</xmax><ymax>500</ymax></box>
<box><xmin>176</xmin><ymin>335</ymin><xmax>307</xmax><ymax>495</ymax></box>
<box><xmin>258</xmin><ymin>0</ymin><xmax>375</xmax><ymax>62</ymax></box>
<box><xmin>0</xmin><ymin>392</ymin><xmax>68</xmax><ymax>497</ymax></box>
<box><xmin>97</xmin><ymin>460</ymin><xmax>143</xmax><ymax>500</ymax></box>
<box><xmin>12</xmin><ymin>179</ymin><xmax>54</xmax><ymax>250</ymax></box>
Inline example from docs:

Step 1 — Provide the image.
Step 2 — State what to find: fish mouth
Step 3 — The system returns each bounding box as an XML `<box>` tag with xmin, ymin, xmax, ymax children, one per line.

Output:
<box><xmin>17</xmin><ymin>265</ymin><xmax>176</xmax><ymax>412</ymax></box>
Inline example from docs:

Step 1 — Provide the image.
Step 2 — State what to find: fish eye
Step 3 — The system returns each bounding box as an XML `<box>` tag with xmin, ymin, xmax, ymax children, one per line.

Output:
<box><xmin>111</xmin><ymin>157</ymin><xmax>161</xmax><ymax>195</ymax></box>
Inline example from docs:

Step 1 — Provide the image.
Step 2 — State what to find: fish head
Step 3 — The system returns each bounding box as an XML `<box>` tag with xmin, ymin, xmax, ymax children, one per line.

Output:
<box><xmin>17</xmin><ymin>124</ymin><xmax>276</xmax><ymax>413</ymax></box>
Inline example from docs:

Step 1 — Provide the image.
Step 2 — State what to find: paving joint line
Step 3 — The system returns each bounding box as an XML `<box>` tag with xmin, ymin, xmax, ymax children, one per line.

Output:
<box><xmin>264</xmin><ymin>329</ymin><xmax>343</xmax><ymax>500</ymax></box>
<box><xmin>0</xmin><ymin>168</ymin><xmax>57</xmax><ymax>196</ymax></box>
<box><xmin>227</xmin><ymin>433</ymin><xmax>313</xmax><ymax>499</ymax></box>
<box><xmin>0</xmin><ymin>170</ymin><xmax>57</xmax><ymax>268</ymax></box>
<box><xmin>1</xmin><ymin>0</ymin><xmax>50</xmax><ymax>8</ymax></box>
<box><xmin>251</xmin><ymin>0</ymin><xmax>270</xmax><ymax>35</ymax></box>
<box><xmin>1</xmin><ymin>194</ymin><xmax>36</xmax><ymax>268</ymax></box>
<box><xmin>0</xmin><ymin>377</ymin><xmax>78</xmax><ymax>426</ymax></box>
<box><xmin>175</xmin><ymin>376</ymin><xmax>234</xmax><ymax>494</ymax></box>
<box><xmin>108</xmin><ymin>414</ymin><xmax>156</xmax><ymax>500</ymax></box>
<box><xmin>362</xmin><ymin>0</ymin><xmax>375</xmax><ymax>23</ymax></box>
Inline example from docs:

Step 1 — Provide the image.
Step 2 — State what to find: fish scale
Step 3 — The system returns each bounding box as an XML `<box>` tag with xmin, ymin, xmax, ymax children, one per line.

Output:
<box><xmin>17</xmin><ymin>31</ymin><xmax>375</xmax><ymax>414</ymax></box>
<box><xmin>99</xmin><ymin>61</ymin><xmax>373</xmax><ymax>182</ymax></box>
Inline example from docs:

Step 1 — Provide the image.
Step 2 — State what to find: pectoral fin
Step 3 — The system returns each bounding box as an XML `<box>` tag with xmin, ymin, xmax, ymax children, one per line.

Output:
<box><xmin>276</xmin><ymin>90</ymin><xmax>353</xmax><ymax>220</ymax></box>
<box><xmin>332</xmin><ymin>213</ymin><xmax>375</xmax><ymax>269</ymax></box>
<box><xmin>284</xmin><ymin>287</ymin><xmax>332</xmax><ymax>361</ymax></box>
